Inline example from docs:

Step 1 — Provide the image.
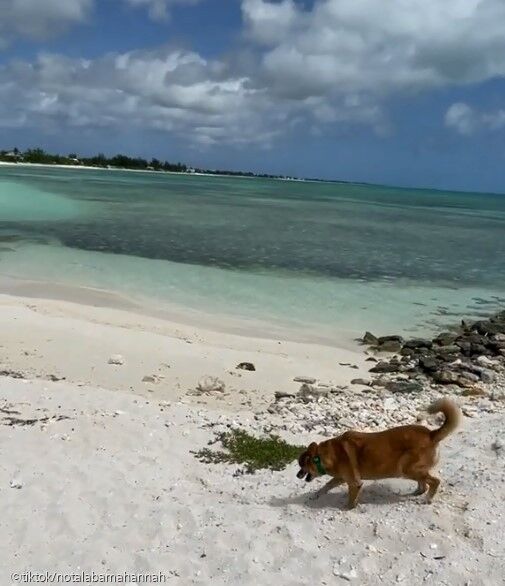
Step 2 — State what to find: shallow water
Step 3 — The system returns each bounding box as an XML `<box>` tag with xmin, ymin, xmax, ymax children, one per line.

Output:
<box><xmin>1</xmin><ymin>165</ymin><xmax>504</xmax><ymax>342</ymax></box>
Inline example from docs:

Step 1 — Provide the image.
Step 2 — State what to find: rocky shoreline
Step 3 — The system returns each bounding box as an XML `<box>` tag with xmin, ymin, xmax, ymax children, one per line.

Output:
<box><xmin>363</xmin><ymin>309</ymin><xmax>505</xmax><ymax>393</ymax></box>
<box><xmin>250</xmin><ymin>310</ymin><xmax>505</xmax><ymax>440</ymax></box>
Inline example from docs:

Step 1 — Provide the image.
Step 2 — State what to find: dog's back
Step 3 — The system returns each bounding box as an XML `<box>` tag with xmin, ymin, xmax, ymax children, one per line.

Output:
<box><xmin>337</xmin><ymin>425</ymin><xmax>435</xmax><ymax>480</ymax></box>
<box><xmin>332</xmin><ymin>399</ymin><xmax>461</xmax><ymax>481</ymax></box>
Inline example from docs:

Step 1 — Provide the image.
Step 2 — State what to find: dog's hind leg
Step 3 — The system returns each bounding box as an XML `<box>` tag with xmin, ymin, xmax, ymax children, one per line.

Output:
<box><xmin>424</xmin><ymin>474</ymin><xmax>441</xmax><ymax>503</ymax></box>
<box><xmin>411</xmin><ymin>480</ymin><xmax>428</xmax><ymax>496</ymax></box>
<box><xmin>404</xmin><ymin>473</ymin><xmax>440</xmax><ymax>503</ymax></box>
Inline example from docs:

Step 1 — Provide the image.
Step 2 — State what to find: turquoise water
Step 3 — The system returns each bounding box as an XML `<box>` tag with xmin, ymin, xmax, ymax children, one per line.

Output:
<box><xmin>1</xmin><ymin>165</ymin><xmax>504</xmax><ymax>342</ymax></box>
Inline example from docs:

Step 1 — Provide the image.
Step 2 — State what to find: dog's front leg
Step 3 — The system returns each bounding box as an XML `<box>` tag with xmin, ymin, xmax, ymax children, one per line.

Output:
<box><xmin>346</xmin><ymin>482</ymin><xmax>363</xmax><ymax>509</ymax></box>
<box><xmin>316</xmin><ymin>477</ymin><xmax>343</xmax><ymax>498</ymax></box>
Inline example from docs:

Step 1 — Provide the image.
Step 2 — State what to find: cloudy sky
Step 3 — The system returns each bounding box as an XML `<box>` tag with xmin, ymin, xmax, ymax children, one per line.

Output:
<box><xmin>1</xmin><ymin>0</ymin><xmax>505</xmax><ymax>192</ymax></box>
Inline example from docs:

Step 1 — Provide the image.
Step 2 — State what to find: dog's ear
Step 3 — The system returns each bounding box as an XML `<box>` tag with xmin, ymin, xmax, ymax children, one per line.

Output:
<box><xmin>308</xmin><ymin>442</ymin><xmax>318</xmax><ymax>454</ymax></box>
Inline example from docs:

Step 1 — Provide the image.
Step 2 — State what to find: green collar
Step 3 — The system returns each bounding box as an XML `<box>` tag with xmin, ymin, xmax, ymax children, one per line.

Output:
<box><xmin>313</xmin><ymin>455</ymin><xmax>326</xmax><ymax>476</ymax></box>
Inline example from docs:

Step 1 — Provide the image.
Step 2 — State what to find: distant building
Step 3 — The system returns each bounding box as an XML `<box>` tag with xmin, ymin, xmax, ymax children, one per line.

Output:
<box><xmin>4</xmin><ymin>151</ymin><xmax>23</xmax><ymax>161</ymax></box>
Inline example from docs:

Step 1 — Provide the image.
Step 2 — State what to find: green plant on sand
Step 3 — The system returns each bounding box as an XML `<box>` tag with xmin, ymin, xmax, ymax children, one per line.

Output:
<box><xmin>194</xmin><ymin>429</ymin><xmax>305</xmax><ymax>473</ymax></box>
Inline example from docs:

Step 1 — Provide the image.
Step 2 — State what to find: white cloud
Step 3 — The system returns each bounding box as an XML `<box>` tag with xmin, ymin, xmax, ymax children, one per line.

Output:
<box><xmin>242</xmin><ymin>0</ymin><xmax>299</xmax><ymax>45</ymax></box>
<box><xmin>445</xmin><ymin>103</ymin><xmax>477</xmax><ymax>135</ymax></box>
<box><xmin>0</xmin><ymin>0</ymin><xmax>92</xmax><ymax>43</ymax></box>
<box><xmin>445</xmin><ymin>102</ymin><xmax>505</xmax><ymax>135</ymax></box>
<box><xmin>244</xmin><ymin>0</ymin><xmax>505</xmax><ymax>99</ymax></box>
<box><xmin>3</xmin><ymin>0</ymin><xmax>505</xmax><ymax>146</ymax></box>
<box><xmin>0</xmin><ymin>49</ymin><xmax>288</xmax><ymax>147</ymax></box>
<box><xmin>124</xmin><ymin>0</ymin><xmax>201</xmax><ymax>21</ymax></box>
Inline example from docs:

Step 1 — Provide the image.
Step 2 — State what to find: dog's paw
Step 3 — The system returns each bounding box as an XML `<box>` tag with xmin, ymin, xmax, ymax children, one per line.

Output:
<box><xmin>410</xmin><ymin>488</ymin><xmax>427</xmax><ymax>497</ymax></box>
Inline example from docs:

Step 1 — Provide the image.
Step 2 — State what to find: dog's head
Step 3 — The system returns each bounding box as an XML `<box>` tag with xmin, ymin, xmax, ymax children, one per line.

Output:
<box><xmin>296</xmin><ymin>442</ymin><xmax>320</xmax><ymax>482</ymax></box>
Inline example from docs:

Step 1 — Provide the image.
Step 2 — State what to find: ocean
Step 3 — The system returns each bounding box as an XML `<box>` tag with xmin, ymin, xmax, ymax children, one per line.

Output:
<box><xmin>1</xmin><ymin>165</ymin><xmax>504</xmax><ymax>343</ymax></box>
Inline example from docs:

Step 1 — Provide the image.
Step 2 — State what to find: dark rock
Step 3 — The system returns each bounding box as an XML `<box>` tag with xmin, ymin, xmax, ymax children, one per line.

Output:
<box><xmin>436</xmin><ymin>332</ymin><xmax>458</xmax><ymax>346</ymax></box>
<box><xmin>370</xmin><ymin>376</ymin><xmax>389</xmax><ymax>387</ymax></box>
<box><xmin>46</xmin><ymin>374</ymin><xmax>66</xmax><ymax>382</ymax></box>
<box><xmin>339</xmin><ymin>362</ymin><xmax>359</xmax><ymax>369</ymax></box>
<box><xmin>293</xmin><ymin>376</ymin><xmax>316</xmax><ymax>384</ymax></box>
<box><xmin>473</xmin><ymin>321</ymin><xmax>504</xmax><ymax>336</ymax></box>
<box><xmin>403</xmin><ymin>338</ymin><xmax>432</xmax><ymax>349</ymax></box>
<box><xmin>432</xmin><ymin>370</ymin><xmax>460</xmax><ymax>385</ymax></box>
<box><xmin>490</xmin><ymin>340</ymin><xmax>505</xmax><ymax>352</ymax></box>
<box><xmin>236</xmin><ymin>362</ymin><xmax>256</xmax><ymax>371</ymax></box>
<box><xmin>378</xmin><ymin>335</ymin><xmax>404</xmax><ymax>345</ymax></box>
<box><xmin>433</xmin><ymin>369</ymin><xmax>479</xmax><ymax>388</ymax></box>
<box><xmin>433</xmin><ymin>370</ymin><xmax>458</xmax><ymax>385</ymax></box>
<box><xmin>0</xmin><ymin>370</ymin><xmax>25</xmax><ymax>379</ymax></box>
<box><xmin>420</xmin><ymin>356</ymin><xmax>439</xmax><ymax>371</ymax></box>
<box><xmin>470</xmin><ymin>343</ymin><xmax>490</xmax><ymax>357</ymax></box>
<box><xmin>363</xmin><ymin>331</ymin><xmax>379</xmax><ymax>345</ymax></box>
<box><xmin>385</xmin><ymin>381</ymin><xmax>424</xmax><ymax>394</ymax></box>
<box><xmin>455</xmin><ymin>340</ymin><xmax>472</xmax><ymax>356</ymax></box>
<box><xmin>350</xmin><ymin>378</ymin><xmax>371</xmax><ymax>386</ymax></box>
<box><xmin>274</xmin><ymin>390</ymin><xmax>296</xmax><ymax>400</ymax></box>
<box><xmin>435</xmin><ymin>345</ymin><xmax>461</xmax><ymax>355</ymax></box>
<box><xmin>478</xmin><ymin>369</ymin><xmax>496</xmax><ymax>384</ymax></box>
<box><xmin>369</xmin><ymin>361</ymin><xmax>400</xmax><ymax>373</ymax></box>
<box><xmin>465</xmin><ymin>333</ymin><xmax>490</xmax><ymax>345</ymax></box>
<box><xmin>377</xmin><ymin>340</ymin><xmax>403</xmax><ymax>353</ymax></box>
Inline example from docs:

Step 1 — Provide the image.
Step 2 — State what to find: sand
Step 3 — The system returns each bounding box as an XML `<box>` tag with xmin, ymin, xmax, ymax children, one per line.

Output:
<box><xmin>0</xmin><ymin>288</ymin><xmax>369</xmax><ymax>411</ymax></box>
<box><xmin>0</xmin><ymin>287</ymin><xmax>504</xmax><ymax>585</ymax></box>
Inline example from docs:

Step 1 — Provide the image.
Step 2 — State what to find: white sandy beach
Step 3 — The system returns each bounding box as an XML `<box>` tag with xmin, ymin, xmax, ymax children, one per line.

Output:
<box><xmin>1</xmin><ymin>287</ymin><xmax>504</xmax><ymax>585</ymax></box>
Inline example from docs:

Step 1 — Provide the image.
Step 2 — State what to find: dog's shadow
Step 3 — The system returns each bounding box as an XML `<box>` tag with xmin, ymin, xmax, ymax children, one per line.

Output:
<box><xmin>270</xmin><ymin>482</ymin><xmax>414</xmax><ymax>510</ymax></box>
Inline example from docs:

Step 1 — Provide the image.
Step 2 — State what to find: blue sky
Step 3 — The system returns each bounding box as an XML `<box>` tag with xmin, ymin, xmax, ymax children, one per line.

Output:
<box><xmin>1</xmin><ymin>0</ymin><xmax>505</xmax><ymax>192</ymax></box>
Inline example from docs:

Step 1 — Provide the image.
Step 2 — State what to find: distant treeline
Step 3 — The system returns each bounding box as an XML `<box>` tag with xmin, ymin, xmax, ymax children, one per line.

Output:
<box><xmin>0</xmin><ymin>147</ymin><xmax>289</xmax><ymax>179</ymax></box>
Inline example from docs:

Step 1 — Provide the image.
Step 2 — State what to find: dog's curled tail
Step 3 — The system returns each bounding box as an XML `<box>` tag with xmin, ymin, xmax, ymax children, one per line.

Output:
<box><xmin>428</xmin><ymin>398</ymin><xmax>461</xmax><ymax>443</ymax></box>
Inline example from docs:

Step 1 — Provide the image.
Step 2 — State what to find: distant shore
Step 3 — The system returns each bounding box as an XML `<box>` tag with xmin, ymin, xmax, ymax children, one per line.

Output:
<box><xmin>0</xmin><ymin>160</ymin><xmax>236</xmax><ymax>179</ymax></box>
<box><xmin>0</xmin><ymin>160</ymin><xmax>307</xmax><ymax>182</ymax></box>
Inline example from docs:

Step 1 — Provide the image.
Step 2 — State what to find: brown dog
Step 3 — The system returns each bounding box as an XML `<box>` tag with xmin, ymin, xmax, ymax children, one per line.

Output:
<box><xmin>296</xmin><ymin>398</ymin><xmax>461</xmax><ymax>508</ymax></box>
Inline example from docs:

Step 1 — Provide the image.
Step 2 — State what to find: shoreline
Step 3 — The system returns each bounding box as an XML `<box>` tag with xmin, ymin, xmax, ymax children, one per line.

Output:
<box><xmin>0</xmin><ymin>160</ymin><xmax>305</xmax><ymax>182</ymax></box>
<box><xmin>0</xmin><ymin>288</ymin><xmax>371</xmax><ymax>410</ymax></box>
<box><xmin>1</xmin><ymin>276</ymin><xmax>503</xmax><ymax>414</ymax></box>
<box><xmin>0</xmin><ymin>273</ymin><xmax>363</xmax><ymax>349</ymax></box>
